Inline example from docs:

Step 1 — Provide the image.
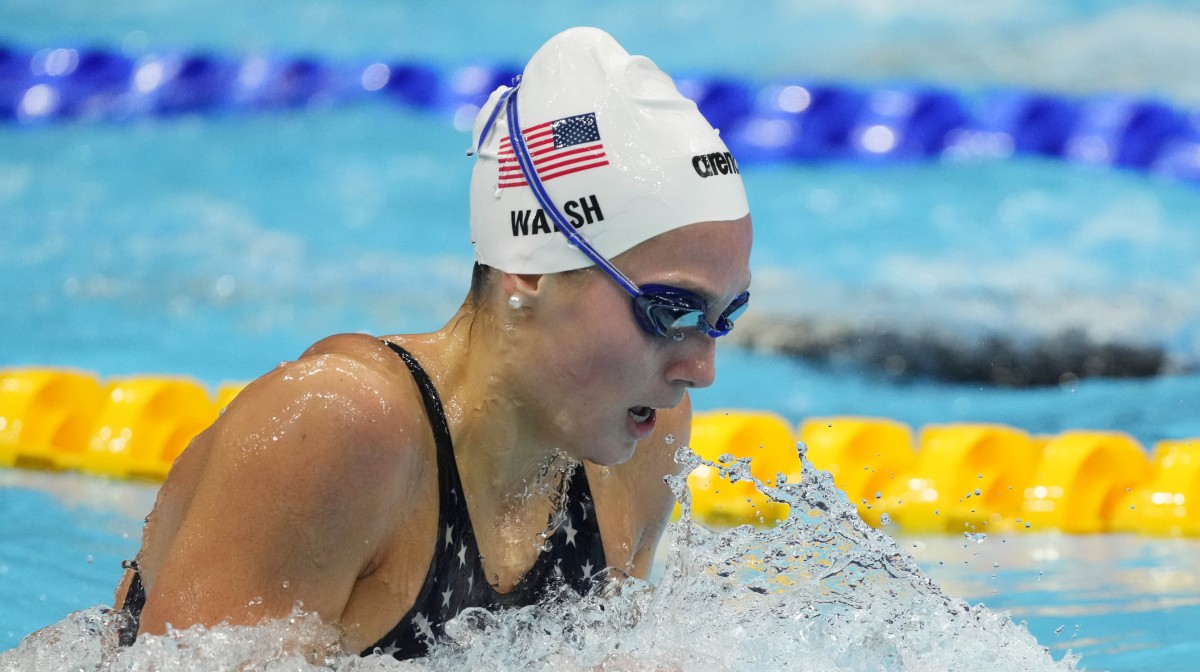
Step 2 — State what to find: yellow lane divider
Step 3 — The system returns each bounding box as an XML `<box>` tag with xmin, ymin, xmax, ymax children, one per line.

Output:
<box><xmin>876</xmin><ymin>423</ymin><xmax>1039</xmax><ymax>533</ymax></box>
<box><xmin>801</xmin><ymin>416</ymin><xmax>915</xmax><ymax>528</ymax></box>
<box><xmin>2</xmin><ymin>367</ymin><xmax>1197</xmax><ymax>536</ymax></box>
<box><xmin>1111</xmin><ymin>439</ymin><xmax>1200</xmax><ymax>536</ymax></box>
<box><xmin>0</xmin><ymin>369</ymin><xmax>103</xmax><ymax>471</ymax></box>
<box><xmin>690</xmin><ymin>411</ymin><xmax>1197</xmax><ymax>536</ymax></box>
<box><xmin>1</xmin><ymin>368</ymin><xmax>240</xmax><ymax>479</ymax></box>
<box><xmin>686</xmin><ymin>411</ymin><xmax>800</xmax><ymax>527</ymax></box>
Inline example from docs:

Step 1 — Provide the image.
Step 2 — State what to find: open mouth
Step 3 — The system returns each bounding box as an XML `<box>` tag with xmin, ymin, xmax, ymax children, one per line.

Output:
<box><xmin>628</xmin><ymin>406</ymin><xmax>655</xmax><ymax>424</ymax></box>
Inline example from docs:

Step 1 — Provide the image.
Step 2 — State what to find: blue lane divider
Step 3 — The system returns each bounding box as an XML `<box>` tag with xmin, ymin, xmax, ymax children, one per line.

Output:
<box><xmin>2</xmin><ymin>43</ymin><xmax>1199</xmax><ymax>183</ymax></box>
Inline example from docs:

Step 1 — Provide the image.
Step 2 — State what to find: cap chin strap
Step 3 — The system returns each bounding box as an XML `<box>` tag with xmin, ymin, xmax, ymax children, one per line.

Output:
<box><xmin>478</xmin><ymin>81</ymin><xmax>642</xmax><ymax>297</ymax></box>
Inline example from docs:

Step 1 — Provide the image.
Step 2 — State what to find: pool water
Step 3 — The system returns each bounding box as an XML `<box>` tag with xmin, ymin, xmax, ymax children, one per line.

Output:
<box><xmin>3</xmin><ymin>463</ymin><xmax>1198</xmax><ymax>670</ymax></box>
<box><xmin>3</xmin><ymin>0</ymin><xmax>1200</xmax><ymax>669</ymax></box>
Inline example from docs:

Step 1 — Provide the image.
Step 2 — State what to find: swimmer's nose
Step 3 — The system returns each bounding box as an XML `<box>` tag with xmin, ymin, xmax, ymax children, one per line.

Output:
<box><xmin>666</xmin><ymin>333</ymin><xmax>717</xmax><ymax>389</ymax></box>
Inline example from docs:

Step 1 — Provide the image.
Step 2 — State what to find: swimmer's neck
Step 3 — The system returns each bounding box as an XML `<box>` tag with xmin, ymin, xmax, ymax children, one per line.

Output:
<box><xmin>400</xmin><ymin>304</ymin><xmax>575</xmax><ymax>508</ymax></box>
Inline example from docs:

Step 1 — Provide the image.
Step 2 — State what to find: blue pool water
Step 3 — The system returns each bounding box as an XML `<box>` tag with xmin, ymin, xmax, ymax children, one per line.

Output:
<box><xmin>3</xmin><ymin>1</ymin><xmax>1200</xmax><ymax>669</ymax></box>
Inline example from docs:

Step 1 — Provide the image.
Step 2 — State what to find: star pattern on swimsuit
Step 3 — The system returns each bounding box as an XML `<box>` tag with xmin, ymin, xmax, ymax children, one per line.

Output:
<box><xmin>413</xmin><ymin>612</ymin><xmax>434</xmax><ymax>642</ymax></box>
<box><xmin>563</xmin><ymin>519</ymin><xmax>578</xmax><ymax>547</ymax></box>
<box><xmin>445</xmin><ymin>524</ymin><xmax>454</xmax><ymax>549</ymax></box>
<box><xmin>581</xmin><ymin>560</ymin><xmax>593</xmax><ymax>578</ymax></box>
<box><xmin>441</xmin><ymin>587</ymin><xmax>453</xmax><ymax>608</ymax></box>
<box><xmin>457</xmin><ymin>543</ymin><xmax>468</xmax><ymax>567</ymax></box>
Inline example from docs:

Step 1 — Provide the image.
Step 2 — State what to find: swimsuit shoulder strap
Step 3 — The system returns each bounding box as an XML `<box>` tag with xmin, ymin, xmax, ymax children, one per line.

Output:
<box><xmin>384</xmin><ymin>340</ymin><xmax>458</xmax><ymax>494</ymax></box>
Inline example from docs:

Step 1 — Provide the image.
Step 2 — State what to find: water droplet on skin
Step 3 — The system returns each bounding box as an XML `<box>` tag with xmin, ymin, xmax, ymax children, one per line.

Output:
<box><xmin>282</xmin><ymin>580</ymin><xmax>290</xmax><ymax>589</ymax></box>
<box><xmin>664</xmin><ymin>434</ymin><xmax>676</xmax><ymax>445</ymax></box>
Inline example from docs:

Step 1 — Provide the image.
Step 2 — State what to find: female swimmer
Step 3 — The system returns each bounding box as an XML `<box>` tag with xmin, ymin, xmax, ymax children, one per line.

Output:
<box><xmin>113</xmin><ymin>26</ymin><xmax>753</xmax><ymax>660</ymax></box>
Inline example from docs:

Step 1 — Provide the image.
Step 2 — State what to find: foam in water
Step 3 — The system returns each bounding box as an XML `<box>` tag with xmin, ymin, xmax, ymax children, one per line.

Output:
<box><xmin>0</xmin><ymin>444</ymin><xmax>1077</xmax><ymax>671</ymax></box>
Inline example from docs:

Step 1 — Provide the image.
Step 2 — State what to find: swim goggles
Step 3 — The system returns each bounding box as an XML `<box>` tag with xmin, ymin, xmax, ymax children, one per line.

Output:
<box><xmin>479</xmin><ymin>81</ymin><xmax>751</xmax><ymax>340</ymax></box>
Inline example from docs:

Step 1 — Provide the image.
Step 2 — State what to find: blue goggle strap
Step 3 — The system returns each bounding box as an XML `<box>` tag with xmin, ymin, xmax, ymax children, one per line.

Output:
<box><xmin>475</xmin><ymin>84</ymin><xmax>515</xmax><ymax>157</ymax></box>
<box><xmin>502</xmin><ymin>85</ymin><xmax>643</xmax><ymax>299</ymax></box>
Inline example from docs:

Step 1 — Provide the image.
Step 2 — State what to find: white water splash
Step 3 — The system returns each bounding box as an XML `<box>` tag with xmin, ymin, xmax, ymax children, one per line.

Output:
<box><xmin>0</xmin><ymin>445</ymin><xmax>1076</xmax><ymax>671</ymax></box>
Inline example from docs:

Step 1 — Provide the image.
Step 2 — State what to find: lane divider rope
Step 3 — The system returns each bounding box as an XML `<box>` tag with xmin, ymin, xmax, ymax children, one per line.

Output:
<box><xmin>2</xmin><ymin>43</ymin><xmax>1199</xmax><ymax>183</ymax></box>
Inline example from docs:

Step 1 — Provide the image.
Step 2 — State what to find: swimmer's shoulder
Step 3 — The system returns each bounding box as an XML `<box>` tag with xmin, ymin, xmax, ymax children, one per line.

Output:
<box><xmin>299</xmin><ymin>332</ymin><xmax>395</xmax><ymax>361</ymax></box>
<box><xmin>200</xmin><ymin>332</ymin><xmax>435</xmax><ymax>507</ymax></box>
<box><xmin>135</xmin><ymin>333</ymin><xmax>441</xmax><ymax>631</ymax></box>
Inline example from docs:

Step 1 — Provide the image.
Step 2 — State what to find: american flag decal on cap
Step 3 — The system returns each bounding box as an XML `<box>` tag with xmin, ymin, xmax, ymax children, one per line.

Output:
<box><xmin>498</xmin><ymin>112</ymin><xmax>609</xmax><ymax>189</ymax></box>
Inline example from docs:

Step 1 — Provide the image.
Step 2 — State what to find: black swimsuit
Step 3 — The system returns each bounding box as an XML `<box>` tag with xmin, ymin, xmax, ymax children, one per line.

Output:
<box><xmin>118</xmin><ymin>342</ymin><xmax>608</xmax><ymax>661</ymax></box>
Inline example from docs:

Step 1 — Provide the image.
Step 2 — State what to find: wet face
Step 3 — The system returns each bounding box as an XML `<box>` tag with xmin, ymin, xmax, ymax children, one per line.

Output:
<box><xmin>513</xmin><ymin>215</ymin><xmax>753</xmax><ymax>466</ymax></box>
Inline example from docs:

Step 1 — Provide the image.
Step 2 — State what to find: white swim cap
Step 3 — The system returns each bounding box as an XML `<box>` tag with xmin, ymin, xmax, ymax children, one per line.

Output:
<box><xmin>469</xmin><ymin>27</ymin><xmax>749</xmax><ymax>274</ymax></box>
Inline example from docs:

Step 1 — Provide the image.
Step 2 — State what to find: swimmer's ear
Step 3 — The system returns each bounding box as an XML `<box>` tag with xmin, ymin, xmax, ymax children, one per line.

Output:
<box><xmin>499</xmin><ymin>272</ymin><xmax>544</xmax><ymax>301</ymax></box>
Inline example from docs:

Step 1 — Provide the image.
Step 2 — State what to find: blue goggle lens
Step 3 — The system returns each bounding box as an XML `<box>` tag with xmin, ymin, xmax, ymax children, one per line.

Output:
<box><xmin>634</xmin><ymin>286</ymin><xmax>750</xmax><ymax>339</ymax></box>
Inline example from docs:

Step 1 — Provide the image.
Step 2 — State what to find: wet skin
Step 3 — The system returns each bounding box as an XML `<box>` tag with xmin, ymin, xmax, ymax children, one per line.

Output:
<box><xmin>114</xmin><ymin>216</ymin><xmax>753</xmax><ymax>653</ymax></box>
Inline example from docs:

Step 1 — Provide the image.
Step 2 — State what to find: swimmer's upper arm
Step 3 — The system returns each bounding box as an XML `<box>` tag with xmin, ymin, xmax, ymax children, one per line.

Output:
<box><xmin>137</xmin><ymin>351</ymin><xmax>421</xmax><ymax>636</ymax></box>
